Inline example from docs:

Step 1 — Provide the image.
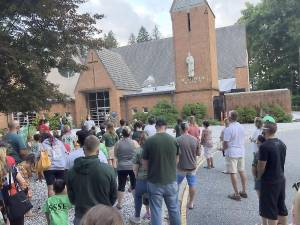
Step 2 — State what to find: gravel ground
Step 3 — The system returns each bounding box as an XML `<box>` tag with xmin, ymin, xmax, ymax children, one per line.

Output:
<box><xmin>24</xmin><ymin>180</ymin><xmax>150</xmax><ymax>225</ymax></box>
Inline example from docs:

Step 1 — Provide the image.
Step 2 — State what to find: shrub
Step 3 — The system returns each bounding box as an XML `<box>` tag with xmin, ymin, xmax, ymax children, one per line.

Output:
<box><xmin>182</xmin><ymin>103</ymin><xmax>207</xmax><ymax>124</ymax></box>
<box><xmin>133</xmin><ymin>112</ymin><xmax>149</xmax><ymax>124</ymax></box>
<box><xmin>150</xmin><ymin>100</ymin><xmax>179</xmax><ymax>125</ymax></box>
<box><xmin>236</xmin><ymin>106</ymin><xmax>257</xmax><ymax>124</ymax></box>
<box><xmin>261</xmin><ymin>104</ymin><xmax>292</xmax><ymax>123</ymax></box>
<box><xmin>47</xmin><ymin>114</ymin><xmax>61</xmax><ymax>130</ymax></box>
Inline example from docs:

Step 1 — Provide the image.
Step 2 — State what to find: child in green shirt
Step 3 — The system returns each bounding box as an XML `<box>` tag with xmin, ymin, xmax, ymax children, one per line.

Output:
<box><xmin>43</xmin><ymin>179</ymin><xmax>73</xmax><ymax>225</ymax></box>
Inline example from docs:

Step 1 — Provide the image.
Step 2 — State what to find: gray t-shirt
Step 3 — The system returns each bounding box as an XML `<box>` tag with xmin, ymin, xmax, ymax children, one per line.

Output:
<box><xmin>177</xmin><ymin>134</ymin><xmax>200</xmax><ymax>170</ymax></box>
<box><xmin>115</xmin><ymin>138</ymin><xmax>136</xmax><ymax>171</ymax></box>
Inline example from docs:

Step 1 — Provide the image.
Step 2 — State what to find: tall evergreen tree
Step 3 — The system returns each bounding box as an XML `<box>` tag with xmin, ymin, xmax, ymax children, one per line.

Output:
<box><xmin>136</xmin><ymin>26</ymin><xmax>151</xmax><ymax>43</ymax></box>
<box><xmin>152</xmin><ymin>25</ymin><xmax>162</xmax><ymax>40</ymax></box>
<box><xmin>0</xmin><ymin>0</ymin><xmax>103</xmax><ymax>113</ymax></box>
<box><xmin>103</xmin><ymin>31</ymin><xmax>119</xmax><ymax>49</ymax></box>
<box><xmin>128</xmin><ymin>33</ymin><xmax>136</xmax><ymax>45</ymax></box>
<box><xmin>239</xmin><ymin>0</ymin><xmax>300</xmax><ymax>93</ymax></box>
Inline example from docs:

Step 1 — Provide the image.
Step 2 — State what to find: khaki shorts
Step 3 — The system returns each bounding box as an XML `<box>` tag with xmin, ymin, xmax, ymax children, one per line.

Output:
<box><xmin>226</xmin><ymin>157</ymin><xmax>245</xmax><ymax>174</ymax></box>
<box><xmin>107</xmin><ymin>146</ymin><xmax>115</xmax><ymax>160</ymax></box>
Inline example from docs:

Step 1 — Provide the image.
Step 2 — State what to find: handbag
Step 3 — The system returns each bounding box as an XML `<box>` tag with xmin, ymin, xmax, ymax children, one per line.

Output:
<box><xmin>7</xmin><ymin>170</ymin><xmax>33</xmax><ymax>219</ymax></box>
<box><xmin>36</xmin><ymin>147</ymin><xmax>52</xmax><ymax>172</ymax></box>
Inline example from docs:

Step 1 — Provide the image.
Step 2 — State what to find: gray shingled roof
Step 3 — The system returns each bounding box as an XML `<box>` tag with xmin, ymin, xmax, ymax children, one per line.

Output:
<box><xmin>171</xmin><ymin>0</ymin><xmax>206</xmax><ymax>12</ymax></box>
<box><xmin>109</xmin><ymin>24</ymin><xmax>248</xmax><ymax>88</ymax></box>
<box><xmin>96</xmin><ymin>49</ymin><xmax>141</xmax><ymax>91</ymax></box>
<box><xmin>112</xmin><ymin>38</ymin><xmax>175</xmax><ymax>88</ymax></box>
<box><xmin>216</xmin><ymin>24</ymin><xmax>248</xmax><ymax>79</ymax></box>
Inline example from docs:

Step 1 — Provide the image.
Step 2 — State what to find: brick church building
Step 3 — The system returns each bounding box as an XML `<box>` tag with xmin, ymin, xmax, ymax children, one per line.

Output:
<box><xmin>1</xmin><ymin>0</ymin><xmax>252</xmax><ymax>128</ymax></box>
<box><xmin>71</xmin><ymin>0</ymin><xmax>250</xmax><ymax>126</ymax></box>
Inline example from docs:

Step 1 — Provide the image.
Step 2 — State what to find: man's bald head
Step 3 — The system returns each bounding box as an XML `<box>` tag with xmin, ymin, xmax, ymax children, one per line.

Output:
<box><xmin>8</xmin><ymin>120</ymin><xmax>20</xmax><ymax>131</ymax></box>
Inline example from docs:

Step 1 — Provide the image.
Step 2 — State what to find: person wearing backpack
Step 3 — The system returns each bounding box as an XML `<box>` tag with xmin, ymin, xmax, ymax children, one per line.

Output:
<box><xmin>40</xmin><ymin>133</ymin><xmax>67</xmax><ymax>197</ymax></box>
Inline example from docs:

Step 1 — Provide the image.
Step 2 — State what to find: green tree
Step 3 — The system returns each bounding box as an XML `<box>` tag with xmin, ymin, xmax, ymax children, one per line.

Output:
<box><xmin>103</xmin><ymin>31</ymin><xmax>119</xmax><ymax>49</ymax></box>
<box><xmin>0</xmin><ymin>0</ymin><xmax>103</xmax><ymax>113</ymax></box>
<box><xmin>150</xmin><ymin>100</ymin><xmax>179</xmax><ymax>125</ymax></box>
<box><xmin>236</xmin><ymin>106</ymin><xmax>258</xmax><ymax>124</ymax></box>
<box><xmin>128</xmin><ymin>33</ymin><xmax>136</xmax><ymax>45</ymax></box>
<box><xmin>152</xmin><ymin>25</ymin><xmax>162</xmax><ymax>40</ymax></box>
<box><xmin>182</xmin><ymin>103</ymin><xmax>207</xmax><ymax>124</ymax></box>
<box><xmin>136</xmin><ymin>26</ymin><xmax>151</xmax><ymax>43</ymax></box>
<box><xmin>239</xmin><ymin>0</ymin><xmax>300</xmax><ymax>94</ymax></box>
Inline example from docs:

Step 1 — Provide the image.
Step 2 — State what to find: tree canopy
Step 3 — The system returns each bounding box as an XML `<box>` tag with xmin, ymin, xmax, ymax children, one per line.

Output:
<box><xmin>239</xmin><ymin>0</ymin><xmax>300</xmax><ymax>94</ymax></box>
<box><xmin>152</xmin><ymin>25</ymin><xmax>162</xmax><ymax>40</ymax></box>
<box><xmin>136</xmin><ymin>26</ymin><xmax>151</xmax><ymax>43</ymax></box>
<box><xmin>103</xmin><ymin>31</ymin><xmax>119</xmax><ymax>49</ymax></box>
<box><xmin>0</xmin><ymin>0</ymin><xmax>103</xmax><ymax>113</ymax></box>
<box><xmin>128</xmin><ymin>33</ymin><xmax>136</xmax><ymax>45</ymax></box>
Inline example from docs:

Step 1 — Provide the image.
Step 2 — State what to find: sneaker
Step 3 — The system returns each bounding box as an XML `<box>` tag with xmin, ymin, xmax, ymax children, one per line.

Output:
<box><xmin>129</xmin><ymin>217</ymin><xmax>141</xmax><ymax>224</ymax></box>
<box><xmin>143</xmin><ymin>212</ymin><xmax>151</xmax><ymax>220</ymax></box>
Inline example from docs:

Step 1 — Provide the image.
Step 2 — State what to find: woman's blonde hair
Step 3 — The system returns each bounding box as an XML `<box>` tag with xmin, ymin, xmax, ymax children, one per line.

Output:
<box><xmin>188</xmin><ymin>116</ymin><xmax>196</xmax><ymax>125</ymax></box>
<box><xmin>0</xmin><ymin>143</ymin><xmax>7</xmax><ymax>188</ymax></box>
<box><xmin>80</xmin><ymin>204</ymin><xmax>124</xmax><ymax>225</ymax></box>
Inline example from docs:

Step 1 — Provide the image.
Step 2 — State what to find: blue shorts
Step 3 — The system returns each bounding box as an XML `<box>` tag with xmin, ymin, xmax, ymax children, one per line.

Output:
<box><xmin>177</xmin><ymin>170</ymin><xmax>197</xmax><ymax>187</ymax></box>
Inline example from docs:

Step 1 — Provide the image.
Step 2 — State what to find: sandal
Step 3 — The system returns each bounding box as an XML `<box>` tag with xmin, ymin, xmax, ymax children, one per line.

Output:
<box><xmin>228</xmin><ymin>194</ymin><xmax>241</xmax><ymax>201</ymax></box>
<box><xmin>239</xmin><ymin>192</ymin><xmax>248</xmax><ymax>198</ymax></box>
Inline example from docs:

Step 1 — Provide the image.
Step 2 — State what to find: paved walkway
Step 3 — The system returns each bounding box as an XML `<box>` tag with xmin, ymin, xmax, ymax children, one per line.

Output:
<box><xmin>187</xmin><ymin>128</ymin><xmax>300</xmax><ymax>225</ymax></box>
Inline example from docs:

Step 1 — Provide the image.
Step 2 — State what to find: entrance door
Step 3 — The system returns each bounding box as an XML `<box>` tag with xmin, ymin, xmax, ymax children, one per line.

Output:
<box><xmin>88</xmin><ymin>91</ymin><xmax>110</xmax><ymax>126</ymax></box>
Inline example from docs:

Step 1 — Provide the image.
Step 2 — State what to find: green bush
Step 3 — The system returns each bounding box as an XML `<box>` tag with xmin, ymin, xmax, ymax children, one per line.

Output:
<box><xmin>236</xmin><ymin>106</ymin><xmax>258</xmax><ymax>124</ymax></box>
<box><xmin>150</xmin><ymin>100</ymin><xmax>179</xmax><ymax>125</ymax></box>
<box><xmin>182</xmin><ymin>103</ymin><xmax>207</xmax><ymax>124</ymax></box>
<box><xmin>292</xmin><ymin>95</ymin><xmax>300</xmax><ymax>106</ymax></box>
<box><xmin>47</xmin><ymin>114</ymin><xmax>61</xmax><ymax>130</ymax></box>
<box><xmin>262</xmin><ymin>104</ymin><xmax>292</xmax><ymax>123</ymax></box>
<box><xmin>133</xmin><ymin>112</ymin><xmax>149</xmax><ymax>124</ymax></box>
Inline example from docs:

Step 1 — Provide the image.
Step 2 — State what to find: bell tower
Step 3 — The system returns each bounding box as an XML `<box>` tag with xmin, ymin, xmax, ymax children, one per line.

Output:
<box><xmin>171</xmin><ymin>0</ymin><xmax>219</xmax><ymax>117</ymax></box>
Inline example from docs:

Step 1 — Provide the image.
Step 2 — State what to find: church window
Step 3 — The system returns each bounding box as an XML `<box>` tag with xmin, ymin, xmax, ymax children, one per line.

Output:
<box><xmin>88</xmin><ymin>91</ymin><xmax>110</xmax><ymax>126</ymax></box>
<box><xmin>187</xmin><ymin>13</ymin><xmax>191</xmax><ymax>32</ymax></box>
<box><xmin>143</xmin><ymin>107</ymin><xmax>149</xmax><ymax>113</ymax></box>
<box><xmin>132</xmin><ymin>108</ymin><xmax>138</xmax><ymax>115</ymax></box>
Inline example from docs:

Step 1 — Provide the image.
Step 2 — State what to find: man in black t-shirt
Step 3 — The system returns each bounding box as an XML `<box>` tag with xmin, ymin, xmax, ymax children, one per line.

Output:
<box><xmin>257</xmin><ymin>121</ymin><xmax>288</xmax><ymax>225</ymax></box>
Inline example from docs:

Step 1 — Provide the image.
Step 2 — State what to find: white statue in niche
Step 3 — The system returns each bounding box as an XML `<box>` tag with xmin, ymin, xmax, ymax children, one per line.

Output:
<box><xmin>186</xmin><ymin>52</ymin><xmax>195</xmax><ymax>78</ymax></box>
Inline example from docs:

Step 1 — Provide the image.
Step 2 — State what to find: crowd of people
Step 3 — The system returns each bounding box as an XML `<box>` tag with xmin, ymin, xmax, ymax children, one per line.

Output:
<box><xmin>0</xmin><ymin>111</ymin><xmax>299</xmax><ymax>225</ymax></box>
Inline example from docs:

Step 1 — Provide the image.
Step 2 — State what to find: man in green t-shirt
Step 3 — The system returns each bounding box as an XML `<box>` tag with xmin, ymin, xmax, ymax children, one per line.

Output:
<box><xmin>142</xmin><ymin>118</ymin><xmax>181</xmax><ymax>225</ymax></box>
<box><xmin>43</xmin><ymin>179</ymin><xmax>73</xmax><ymax>225</ymax></box>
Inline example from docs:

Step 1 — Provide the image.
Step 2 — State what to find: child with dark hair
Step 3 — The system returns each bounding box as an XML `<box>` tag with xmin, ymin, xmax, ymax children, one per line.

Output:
<box><xmin>31</xmin><ymin>134</ymin><xmax>41</xmax><ymax>157</ymax></box>
<box><xmin>43</xmin><ymin>179</ymin><xmax>73</xmax><ymax>225</ymax></box>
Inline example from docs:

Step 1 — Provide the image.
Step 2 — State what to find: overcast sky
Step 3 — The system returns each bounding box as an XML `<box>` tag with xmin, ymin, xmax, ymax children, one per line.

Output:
<box><xmin>80</xmin><ymin>0</ymin><xmax>261</xmax><ymax>46</ymax></box>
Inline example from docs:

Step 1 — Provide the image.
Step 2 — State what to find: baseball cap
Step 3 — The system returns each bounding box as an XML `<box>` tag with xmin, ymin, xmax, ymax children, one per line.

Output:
<box><xmin>263</xmin><ymin>115</ymin><xmax>276</xmax><ymax>124</ymax></box>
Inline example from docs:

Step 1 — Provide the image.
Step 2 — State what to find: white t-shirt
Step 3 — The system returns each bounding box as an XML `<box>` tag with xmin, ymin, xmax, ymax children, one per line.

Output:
<box><xmin>251</xmin><ymin>128</ymin><xmax>262</xmax><ymax>153</ymax></box>
<box><xmin>144</xmin><ymin>124</ymin><xmax>156</xmax><ymax>137</ymax></box>
<box><xmin>66</xmin><ymin>148</ymin><xmax>108</xmax><ymax>170</ymax></box>
<box><xmin>84</xmin><ymin>120</ymin><xmax>95</xmax><ymax>131</ymax></box>
<box><xmin>223</xmin><ymin>122</ymin><xmax>246</xmax><ymax>158</ymax></box>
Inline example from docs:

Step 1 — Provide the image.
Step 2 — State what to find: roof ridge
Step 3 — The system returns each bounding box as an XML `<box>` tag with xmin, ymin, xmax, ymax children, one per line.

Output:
<box><xmin>112</xmin><ymin>37</ymin><xmax>173</xmax><ymax>50</ymax></box>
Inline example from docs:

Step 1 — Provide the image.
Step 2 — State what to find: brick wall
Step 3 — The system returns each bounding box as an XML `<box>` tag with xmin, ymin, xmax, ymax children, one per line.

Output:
<box><xmin>40</xmin><ymin>101</ymin><xmax>76</xmax><ymax>118</ymax></box>
<box><xmin>235</xmin><ymin>67</ymin><xmax>250</xmax><ymax>91</ymax></box>
<box><xmin>172</xmin><ymin>3</ymin><xmax>219</xmax><ymax>94</ymax></box>
<box><xmin>175</xmin><ymin>90</ymin><xmax>219</xmax><ymax>118</ymax></box>
<box><xmin>225</xmin><ymin>89</ymin><xmax>292</xmax><ymax>113</ymax></box>
<box><xmin>120</xmin><ymin>94</ymin><xmax>174</xmax><ymax>121</ymax></box>
<box><xmin>0</xmin><ymin>113</ymin><xmax>9</xmax><ymax>129</ymax></box>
